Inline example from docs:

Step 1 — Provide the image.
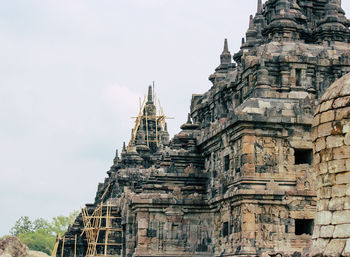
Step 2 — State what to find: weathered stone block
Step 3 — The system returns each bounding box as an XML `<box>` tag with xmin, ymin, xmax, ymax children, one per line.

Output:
<box><xmin>336</xmin><ymin>172</ymin><xmax>350</xmax><ymax>185</ymax></box>
<box><xmin>345</xmin><ymin>196</ymin><xmax>350</xmax><ymax>210</ymax></box>
<box><xmin>320</xmin><ymin>100</ymin><xmax>334</xmax><ymax>113</ymax></box>
<box><xmin>327</xmin><ymin>136</ymin><xmax>344</xmax><ymax>149</ymax></box>
<box><xmin>313</xmin><ymin>114</ymin><xmax>321</xmax><ymax>127</ymax></box>
<box><xmin>334</xmin><ymin>224</ymin><xmax>350</xmax><ymax>238</ymax></box>
<box><xmin>328</xmin><ymin>159</ymin><xmax>347</xmax><ymax>173</ymax></box>
<box><xmin>336</xmin><ymin>107</ymin><xmax>350</xmax><ymax>121</ymax></box>
<box><xmin>318</xmin><ymin>199</ymin><xmax>330</xmax><ymax>211</ymax></box>
<box><xmin>336</xmin><ymin>108</ymin><xmax>350</xmax><ymax>121</ymax></box>
<box><xmin>313</xmin><ymin>225</ymin><xmax>320</xmax><ymax>239</ymax></box>
<box><xmin>316</xmin><ymin>211</ymin><xmax>332</xmax><ymax>225</ymax></box>
<box><xmin>332</xmin><ymin>122</ymin><xmax>344</xmax><ymax>135</ymax></box>
<box><xmin>343</xmin><ymin>239</ymin><xmax>350</xmax><ymax>257</ymax></box>
<box><xmin>323</xmin><ymin>173</ymin><xmax>336</xmax><ymax>186</ymax></box>
<box><xmin>345</xmin><ymin>133</ymin><xmax>350</xmax><ymax>146</ymax></box>
<box><xmin>343</xmin><ymin>123</ymin><xmax>350</xmax><ymax>134</ymax></box>
<box><xmin>320</xmin><ymin>148</ymin><xmax>333</xmax><ymax>162</ymax></box>
<box><xmin>138</xmin><ymin>218</ymin><xmax>148</xmax><ymax>229</ymax></box>
<box><xmin>318</xmin><ymin>122</ymin><xmax>333</xmax><ymax>138</ymax></box>
<box><xmin>324</xmin><ymin>239</ymin><xmax>346</xmax><ymax>257</ymax></box>
<box><xmin>333</xmin><ymin>96</ymin><xmax>350</xmax><ymax>109</ymax></box>
<box><xmin>333</xmin><ymin>146</ymin><xmax>350</xmax><ymax>160</ymax></box>
<box><xmin>312</xmin><ymin>128</ymin><xmax>319</xmax><ymax>142</ymax></box>
<box><xmin>242</xmin><ymin>143</ymin><xmax>254</xmax><ymax>154</ymax></box>
<box><xmin>314</xmin><ymin>153</ymin><xmax>320</xmax><ymax>165</ymax></box>
<box><xmin>329</xmin><ymin>197</ymin><xmax>345</xmax><ymax>211</ymax></box>
<box><xmin>320</xmin><ymin>186</ymin><xmax>333</xmax><ymax>199</ymax></box>
<box><xmin>319</xmin><ymin>162</ymin><xmax>328</xmax><ymax>175</ymax></box>
<box><xmin>241</xmin><ymin>135</ymin><xmax>255</xmax><ymax>144</ymax></box>
<box><xmin>316</xmin><ymin>137</ymin><xmax>326</xmax><ymax>152</ymax></box>
<box><xmin>311</xmin><ymin>238</ymin><xmax>329</xmax><ymax>256</ymax></box>
<box><xmin>332</xmin><ymin>185</ymin><xmax>347</xmax><ymax>197</ymax></box>
<box><xmin>332</xmin><ymin>210</ymin><xmax>350</xmax><ymax>224</ymax></box>
<box><xmin>320</xmin><ymin>225</ymin><xmax>335</xmax><ymax>238</ymax></box>
<box><xmin>321</xmin><ymin>111</ymin><xmax>335</xmax><ymax>123</ymax></box>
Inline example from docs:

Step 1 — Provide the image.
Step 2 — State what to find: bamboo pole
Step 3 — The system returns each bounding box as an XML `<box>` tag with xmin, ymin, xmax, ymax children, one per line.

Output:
<box><xmin>61</xmin><ymin>237</ymin><xmax>65</xmax><ymax>257</ymax></box>
<box><xmin>104</xmin><ymin>205</ymin><xmax>109</xmax><ymax>256</ymax></box>
<box><xmin>74</xmin><ymin>234</ymin><xmax>77</xmax><ymax>257</ymax></box>
<box><xmin>100</xmin><ymin>183</ymin><xmax>111</xmax><ymax>201</ymax></box>
<box><xmin>51</xmin><ymin>233</ymin><xmax>60</xmax><ymax>257</ymax></box>
<box><xmin>146</xmin><ymin>113</ymin><xmax>149</xmax><ymax>146</ymax></box>
<box><xmin>155</xmin><ymin>97</ymin><xmax>158</xmax><ymax>146</ymax></box>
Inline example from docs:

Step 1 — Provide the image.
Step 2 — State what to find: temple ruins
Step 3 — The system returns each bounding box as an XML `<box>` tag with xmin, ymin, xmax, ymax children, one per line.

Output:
<box><xmin>54</xmin><ymin>0</ymin><xmax>350</xmax><ymax>256</ymax></box>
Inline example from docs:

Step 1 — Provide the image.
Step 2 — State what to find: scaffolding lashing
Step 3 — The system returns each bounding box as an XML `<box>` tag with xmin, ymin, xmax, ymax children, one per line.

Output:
<box><xmin>81</xmin><ymin>203</ymin><xmax>122</xmax><ymax>257</ymax></box>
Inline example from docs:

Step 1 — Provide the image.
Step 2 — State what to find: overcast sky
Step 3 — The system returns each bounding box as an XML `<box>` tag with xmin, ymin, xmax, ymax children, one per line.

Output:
<box><xmin>1</xmin><ymin>1</ymin><xmax>350</xmax><ymax>236</ymax></box>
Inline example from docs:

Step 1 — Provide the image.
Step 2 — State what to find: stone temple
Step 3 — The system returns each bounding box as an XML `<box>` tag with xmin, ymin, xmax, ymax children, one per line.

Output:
<box><xmin>54</xmin><ymin>0</ymin><xmax>350</xmax><ymax>256</ymax></box>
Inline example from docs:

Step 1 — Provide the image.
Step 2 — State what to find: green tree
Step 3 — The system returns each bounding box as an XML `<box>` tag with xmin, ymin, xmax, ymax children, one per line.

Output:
<box><xmin>9</xmin><ymin>216</ymin><xmax>33</xmax><ymax>236</ymax></box>
<box><xmin>33</xmin><ymin>218</ymin><xmax>50</xmax><ymax>231</ymax></box>
<box><xmin>51</xmin><ymin>210</ymin><xmax>79</xmax><ymax>236</ymax></box>
<box><xmin>18</xmin><ymin>229</ymin><xmax>55</xmax><ymax>255</ymax></box>
<box><xmin>9</xmin><ymin>211</ymin><xmax>79</xmax><ymax>255</ymax></box>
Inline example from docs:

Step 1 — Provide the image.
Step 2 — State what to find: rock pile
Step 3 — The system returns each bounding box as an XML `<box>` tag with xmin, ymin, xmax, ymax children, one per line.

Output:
<box><xmin>0</xmin><ymin>237</ymin><xmax>49</xmax><ymax>257</ymax></box>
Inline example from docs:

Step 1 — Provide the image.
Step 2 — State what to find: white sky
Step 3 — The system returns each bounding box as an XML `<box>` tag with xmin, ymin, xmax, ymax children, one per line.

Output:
<box><xmin>1</xmin><ymin>1</ymin><xmax>350</xmax><ymax>236</ymax></box>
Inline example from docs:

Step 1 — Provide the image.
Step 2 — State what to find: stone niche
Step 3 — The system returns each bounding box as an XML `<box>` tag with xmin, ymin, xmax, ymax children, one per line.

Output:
<box><xmin>312</xmin><ymin>73</ymin><xmax>350</xmax><ymax>257</ymax></box>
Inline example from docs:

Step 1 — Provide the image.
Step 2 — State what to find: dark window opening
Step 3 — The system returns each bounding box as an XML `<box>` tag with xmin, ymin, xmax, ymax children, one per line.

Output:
<box><xmin>147</xmin><ymin>229</ymin><xmax>157</xmax><ymax>238</ymax></box>
<box><xmin>296</xmin><ymin>69</ymin><xmax>302</xmax><ymax>87</ymax></box>
<box><xmin>294</xmin><ymin>149</ymin><xmax>312</xmax><ymax>165</ymax></box>
<box><xmin>224</xmin><ymin>155</ymin><xmax>230</xmax><ymax>171</ymax></box>
<box><xmin>295</xmin><ymin>219</ymin><xmax>313</xmax><ymax>235</ymax></box>
<box><xmin>223</xmin><ymin>222</ymin><xmax>229</xmax><ymax>237</ymax></box>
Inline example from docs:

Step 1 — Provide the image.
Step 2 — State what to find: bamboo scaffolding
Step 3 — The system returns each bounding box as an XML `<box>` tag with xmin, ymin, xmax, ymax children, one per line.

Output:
<box><xmin>81</xmin><ymin>203</ymin><xmax>122</xmax><ymax>257</ymax></box>
<box><xmin>127</xmin><ymin>94</ymin><xmax>173</xmax><ymax>152</ymax></box>
<box><xmin>127</xmin><ymin>96</ymin><xmax>146</xmax><ymax>152</ymax></box>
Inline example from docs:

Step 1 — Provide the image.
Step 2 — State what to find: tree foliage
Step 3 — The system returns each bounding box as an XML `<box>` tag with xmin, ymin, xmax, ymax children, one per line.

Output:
<box><xmin>8</xmin><ymin>211</ymin><xmax>78</xmax><ymax>255</ymax></box>
<box><xmin>18</xmin><ymin>229</ymin><xmax>55</xmax><ymax>255</ymax></box>
<box><xmin>9</xmin><ymin>216</ymin><xmax>33</xmax><ymax>236</ymax></box>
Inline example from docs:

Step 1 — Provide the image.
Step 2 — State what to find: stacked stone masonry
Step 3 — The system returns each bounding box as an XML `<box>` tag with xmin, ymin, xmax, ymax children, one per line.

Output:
<box><xmin>312</xmin><ymin>73</ymin><xmax>350</xmax><ymax>257</ymax></box>
<box><xmin>55</xmin><ymin>0</ymin><xmax>350</xmax><ymax>256</ymax></box>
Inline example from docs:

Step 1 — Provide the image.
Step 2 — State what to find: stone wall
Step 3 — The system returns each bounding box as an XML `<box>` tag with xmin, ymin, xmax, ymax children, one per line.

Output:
<box><xmin>312</xmin><ymin>73</ymin><xmax>350</xmax><ymax>256</ymax></box>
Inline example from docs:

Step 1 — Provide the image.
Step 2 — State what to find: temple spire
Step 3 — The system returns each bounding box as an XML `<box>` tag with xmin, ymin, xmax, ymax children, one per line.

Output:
<box><xmin>113</xmin><ymin>149</ymin><xmax>119</xmax><ymax>164</ymax></box>
<box><xmin>249</xmin><ymin>15</ymin><xmax>254</xmax><ymax>30</ymax></box>
<box><xmin>220</xmin><ymin>38</ymin><xmax>232</xmax><ymax>65</ymax></box>
<box><xmin>223</xmin><ymin>38</ymin><xmax>229</xmax><ymax>53</ymax></box>
<box><xmin>147</xmin><ymin>85</ymin><xmax>153</xmax><ymax>103</ymax></box>
<box><xmin>246</xmin><ymin>15</ymin><xmax>258</xmax><ymax>44</ymax></box>
<box><xmin>315</xmin><ymin>0</ymin><xmax>349</xmax><ymax>43</ymax></box>
<box><xmin>257</xmin><ymin>0</ymin><xmax>263</xmax><ymax>14</ymax></box>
